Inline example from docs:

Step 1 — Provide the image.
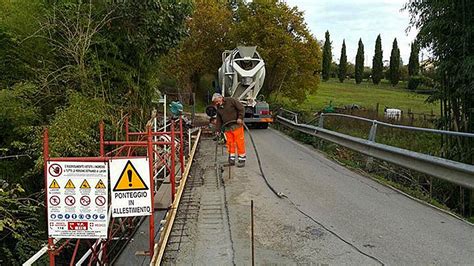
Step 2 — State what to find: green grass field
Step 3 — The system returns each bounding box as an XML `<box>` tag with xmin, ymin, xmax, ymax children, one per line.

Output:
<box><xmin>298</xmin><ymin>79</ymin><xmax>439</xmax><ymax>115</ymax></box>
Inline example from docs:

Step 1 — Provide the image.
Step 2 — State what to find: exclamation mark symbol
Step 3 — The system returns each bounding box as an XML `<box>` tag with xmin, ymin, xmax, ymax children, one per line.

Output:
<box><xmin>127</xmin><ymin>170</ymin><xmax>132</xmax><ymax>187</ymax></box>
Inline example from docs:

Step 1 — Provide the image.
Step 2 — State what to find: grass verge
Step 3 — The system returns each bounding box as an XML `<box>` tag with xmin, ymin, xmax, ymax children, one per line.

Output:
<box><xmin>274</xmin><ymin>78</ymin><xmax>439</xmax><ymax>115</ymax></box>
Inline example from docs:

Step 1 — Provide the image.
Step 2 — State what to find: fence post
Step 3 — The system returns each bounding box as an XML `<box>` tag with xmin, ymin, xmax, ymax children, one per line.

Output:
<box><xmin>366</xmin><ymin>121</ymin><xmax>378</xmax><ymax>171</ymax></box>
<box><xmin>179</xmin><ymin>116</ymin><xmax>184</xmax><ymax>177</ymax></box>
<box><xmin>146</xmin><ymin>126</ymin><xmax>155</xmax><ymax>258</ymax></box>
<box><xmin>408</xmin><ymin>108</ymin><xmax>413</xmax><ymax>125</ymax></box>
<box><xmin>170</xmin><ymin>121</ymin><xmax>176</xmax><ymax>202</ymax></box>
<box><xmin>318</xmin><ymin>114</ymin><xmax>324</xmax><ymax>128</ymax></box>
<box><xmin>368</xmin><ymin>121</ymin><xmax>378</xmax><ymax>142</ymax></box>
<box><xmin>470</xmin><ymin>189</ymin><xmax>474</xmax><ymax>218</ymax></box>
<box><xmin>191</xmin><ymin>93</ymin><xmax>196</xmax><ymax>123</ymax></box>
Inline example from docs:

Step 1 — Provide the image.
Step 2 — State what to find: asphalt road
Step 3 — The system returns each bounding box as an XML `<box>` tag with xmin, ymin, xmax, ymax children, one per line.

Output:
<box><xmin>232</xmin><ymin>127</ymin><xmax>474</xmax><ymax>265</ymax></box>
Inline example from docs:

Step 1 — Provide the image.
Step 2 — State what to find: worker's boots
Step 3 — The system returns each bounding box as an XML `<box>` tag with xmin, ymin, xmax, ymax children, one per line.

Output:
<box><xmin>228</xmin><ymin>155</ymin><xmax>236</xmax><ymax>166</ymax></box>
<box><xmin>236</xmin><ymin>155</ymin><xmax>246</xmax><ymax>168</ymax></box>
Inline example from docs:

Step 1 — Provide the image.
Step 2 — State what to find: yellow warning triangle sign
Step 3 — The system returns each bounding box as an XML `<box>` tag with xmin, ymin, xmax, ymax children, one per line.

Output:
<box><xmin>113</xmin><ymin>160</ymin><xmax>148</xmax><ymax>191</ymax></box>
<box><xmin>95</xmin><ymin>179</ymin><xmax>106</xmax><ymax>189</ymax></box>
<box><xmin>80</xmin><ymin>179</ymin><xmax>91</xmax><ymax>189</ymax></box>
<box><xmin>65</xmin><ymin>179</ymin><xmax>75</xmax><ymax>189</ymax></box>
<box><xmin>49</xmin><ymin>179</ymin><xmax>60</xmax><ymax>189</ymax></box>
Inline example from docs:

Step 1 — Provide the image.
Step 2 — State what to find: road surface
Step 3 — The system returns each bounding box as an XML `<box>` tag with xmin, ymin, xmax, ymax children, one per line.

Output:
<box><xmin>164</xmin><ymin>128</ymin><xmax>474</xmax><ymax>265</ymax></box>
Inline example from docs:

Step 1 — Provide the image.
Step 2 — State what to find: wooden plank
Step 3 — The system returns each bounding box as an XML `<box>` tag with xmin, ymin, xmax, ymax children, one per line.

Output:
<box><xmin>154</xmin><ymin>183</ymin><xmax>171</xmax><ymax>210</ymax></box>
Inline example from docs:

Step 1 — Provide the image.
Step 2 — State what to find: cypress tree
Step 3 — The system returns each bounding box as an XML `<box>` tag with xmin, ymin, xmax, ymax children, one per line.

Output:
<box><xmin>322</xmin><ymin>30</ymin><xmax>332</xmax><ymax>81</ymax></box>
<box><xmin>338</xmin><ymin>40</ymin><xmax>347</xmax><ymax>82</ymax></box>
<box><xmin>389</xmin><ymin>38</ymin><xmax>400</xmax><ymax>86</ymax></box>
<box><xmin>408</xmin><ymin>41</ymin><xmax>419</xmax><ymax>76</ymax></box>
<box><xmin>372</xmin><ymin>34</ymin><xmax>383</xmax><ymax>84</ymax></box>
<box><xmin>355</xmin><ymin>38</ymin><xmax>364</xmax><ymax>84</ymax></box>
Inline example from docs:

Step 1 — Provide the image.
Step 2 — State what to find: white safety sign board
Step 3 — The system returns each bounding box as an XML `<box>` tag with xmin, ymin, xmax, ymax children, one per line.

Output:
<box><xmin>47</xmin><ymin>161</ymin><xmax>108</xmax><ymax>239</ymax></box>
<box><xmin>109</xmin><ymin>158</ymin><xmax>152</xmax><ymax>218</ymax></box>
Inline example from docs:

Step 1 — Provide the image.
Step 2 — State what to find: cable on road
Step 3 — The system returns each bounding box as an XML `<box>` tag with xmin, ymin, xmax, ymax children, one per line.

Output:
<box><xmin>214</xmin><ymin>133</ymin><xmax>237</xmax><ymax>266</ymax></box>
<box><xmin>242</xmin><ymin>123</ymin><xmax>385</xmax><ymax>265</ymax></box>
<box><xmin>243</xmin><ymin>123</ymin><xmax>285</xmax><ymax>198</ymax></box>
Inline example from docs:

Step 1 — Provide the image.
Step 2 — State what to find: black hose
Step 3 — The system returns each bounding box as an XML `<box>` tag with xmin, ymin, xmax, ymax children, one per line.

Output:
<box><xmin>242</xmin><ymin>123</ymin><xmax>285</xmax><ymax>198</ymax></box>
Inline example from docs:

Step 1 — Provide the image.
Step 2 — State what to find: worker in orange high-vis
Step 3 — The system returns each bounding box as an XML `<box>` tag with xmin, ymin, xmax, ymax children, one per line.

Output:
<box><xmin>212</xmin><ymin>93</ymin><xmax>246</xmax><ymax>167</ymax></box>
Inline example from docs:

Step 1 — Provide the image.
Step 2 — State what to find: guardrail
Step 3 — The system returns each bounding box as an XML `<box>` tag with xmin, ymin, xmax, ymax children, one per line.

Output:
<box><xmin>276</xmin><ymin>111</ymin><xmax>474</xmax><ymax>189</ymax></box>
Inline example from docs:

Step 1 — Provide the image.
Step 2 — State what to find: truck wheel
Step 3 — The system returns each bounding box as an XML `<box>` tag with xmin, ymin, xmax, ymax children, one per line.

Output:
<box><xmin>260</xmin><ymin>123</ymin><xmax>268</xmax><ymax>129</ymax></box>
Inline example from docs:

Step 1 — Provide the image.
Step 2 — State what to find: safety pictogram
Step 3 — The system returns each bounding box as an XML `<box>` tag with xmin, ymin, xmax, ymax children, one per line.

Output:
<box><xmin>65</xmin><ymin>196</ymin><xmax>76</xmax><ymax>206</ymax></box>
<box><xmin>65</xmin><ymin>179</ymin><xmax>75</xmax><ymax>189</ymax></box>
<box><xmin>48</xmin><ymin>164</ymin><xmax>62</xmax><ymax>177</ymax></box>
<box><xmin>49</xmin><ymin>196</ymin><xmax>60</xmax><ymax>206</ymax></box>
<box><xmin>95</xmin><ymin>196</ymin><xmax>106</xmax><ymax>206</ymax></box>
<box><xmin>113</xmin><ymin>160</ymin><xmax>149</xmax><ymax>191</ymax></box>
<box><xmin>49</xmin><ymin>179</ymin><xmax>60</xmax><ymax>189</ymax></box>
<box><xmin>95</xmin><ymin>179</ymin><xmax>106</xmax><ymax>189</ymax></box>
<box><xmin>80</xmin><ymin>179</ymin><xmax>91</xmax><ymax>189</ymax></box>
<box><xmin>80</xmin><ymin>196</ymin><xmax>91</xmax><ymax>206</ymax></box>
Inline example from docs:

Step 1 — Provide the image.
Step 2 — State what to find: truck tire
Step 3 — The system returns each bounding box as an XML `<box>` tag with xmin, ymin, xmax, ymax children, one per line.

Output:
<box><xmin>259</xmin><ymin>123</ymin><xmax>268</xmax><ymax>129</ymax></box>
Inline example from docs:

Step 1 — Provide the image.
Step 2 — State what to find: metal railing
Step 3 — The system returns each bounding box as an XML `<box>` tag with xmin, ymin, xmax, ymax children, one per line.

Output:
<box><xmin>317</xmin><ymin>112</ymin><xmax>474</xmax><ymax>139</ymax></box>
<box><xmin>276</xmin><ymin>110</ymin><xmax>474</xmax><ymax>189</ymax></box>
<box><xmin>280</xmin><ymin>109</ymin><xmax>474</xmax><ymax>140</ymax></box>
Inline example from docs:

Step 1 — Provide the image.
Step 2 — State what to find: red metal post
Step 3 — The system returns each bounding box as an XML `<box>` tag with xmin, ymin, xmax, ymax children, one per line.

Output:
<box><xmin>170</xmin><ymin>121</ymin><xmax>176</xmax><ymax>202</ymax></box>
<box><xmin>54</xmin><ymin>239</ymin><xmax>71</xmax><ymax>254</ymax></box>
<box><xmin>99</xmin><ymin>121</ymin><xmax>105</xmax><ymax>157</ymax></box>
<box><xmin>43</xmin><ymin>128</ymin><xmax>55</xmax><ymax>266</ymax></box>
<box><xmin>125</xmin><ymin>115</ymin><xmax>129</xmax><ymax>141</ymax></box>
<box><xmin>69</xmin><ymin>239</ymin><xmax>81</xmax><ymax>266</ymax></box>
<box><xmin>146</xmin><ymin>126</ymin><xmax>155</xmax><ymax>258</ymax></box>
<box><xmin>179</xmin><ymin>116</ymin><xmax>184</xmax><ymax>176</ymax></box>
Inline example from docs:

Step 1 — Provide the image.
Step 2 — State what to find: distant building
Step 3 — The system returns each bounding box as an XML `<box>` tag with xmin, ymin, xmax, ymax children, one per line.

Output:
<box><xmin>420</xmin><ymin>59</ymin><xmax>435</xmax><ymax>72</ymax></box>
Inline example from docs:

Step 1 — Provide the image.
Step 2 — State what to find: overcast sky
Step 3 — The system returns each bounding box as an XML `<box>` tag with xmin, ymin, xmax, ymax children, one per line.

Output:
<box><xmin>285</xmin><ymin>0</ymin><xmax>418</xmax><ymax>66</ymax></box>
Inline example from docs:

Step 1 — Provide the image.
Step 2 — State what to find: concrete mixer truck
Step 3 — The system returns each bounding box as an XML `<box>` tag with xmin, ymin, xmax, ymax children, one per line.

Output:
<box><xmin>217</xmin><ymin>46</ymin><xmax>273</xmax><ymax>128</ymax></box>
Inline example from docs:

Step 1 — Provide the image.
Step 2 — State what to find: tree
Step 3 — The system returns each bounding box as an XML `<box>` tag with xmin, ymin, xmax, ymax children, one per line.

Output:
<box><xmin>231</xmin><ymin>0</ymin><xmax>321</xmax><ymax>103</ymax></box>
<box><xmin>322</xmin><ymin>30</ymin><xmax>332</xmax><ymax>81</ymax></box>
<box><xmin>372</xmin><ymin>34</ymin><xmax>383</xmax><ymax>84</ymax></box>
<box><xmin>32</xmin><ymin>1</ymin><xmax>192</xmax><ymax>120</ymax></box>
<box><xmin>408</xmin><ymin>41</ymin><xmax>420</xmax><ymax>76</ymax></box>
<box><xmin>405</xmin><ymin>0</ymin><xmax>474</xmax><ymax>162</ymax></box>
<box><xmin>355</xmin><ymin>38</ymin><xmax>364</xmax><ymax>84</ymax></box>
<box><xmin>389</xmin><ymin>38</ymin><xmax>400</xmax><ymax>86</ymax></box>
<box><xmin>96</xmin><ymin>1</ymin><xmax>192</xmax><ymax>116</ymax></box>
<box><xmin>0</xmin><ymin>0</ymin><xmax>49</xmax><ymax>89</ymax></box>
<box><xmin>162</xmin><ymin>0</ymin><xmax>233</xmax><ymax>96</ymax></box>
<box><xmin>338</xmin><ymin>40</ymin><xmax>347</xmax><ymax>82</ymax></box>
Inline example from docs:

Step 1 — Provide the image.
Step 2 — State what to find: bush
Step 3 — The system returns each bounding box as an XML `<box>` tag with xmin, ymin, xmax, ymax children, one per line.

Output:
<box><xmin>363</xmin><ymin>67</ymin><xmax>372</xmax><ymax>81</ymax></box>
<box><xmin>407</xmin><ymin>75</ymin><xmax>433</xmax><ymax>91</ymax></box>
<box><xmin>0</xmin><ymin>182</ymin><xmax>45</xmax><ymax>264</ymax></box>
